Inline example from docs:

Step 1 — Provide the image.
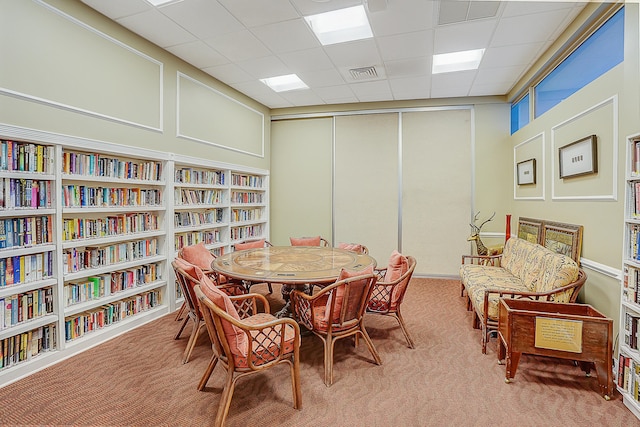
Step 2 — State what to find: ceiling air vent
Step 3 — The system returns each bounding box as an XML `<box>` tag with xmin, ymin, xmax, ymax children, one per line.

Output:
<box><xmin>349</xmin><ymin>66</ymin><xmax>378</xmax><ymax>80</ymax></box>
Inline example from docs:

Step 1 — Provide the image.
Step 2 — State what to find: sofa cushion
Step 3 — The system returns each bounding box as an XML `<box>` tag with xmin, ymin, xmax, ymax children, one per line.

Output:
<box><xmin>533</xmin><ymin>251</ymin><xmax>579</xmax><ymax>301</ymax></box>
<box><xmin>501</xmin><ymin>237</ymin><xmax>549</xmax><ymax>291</ymax></box>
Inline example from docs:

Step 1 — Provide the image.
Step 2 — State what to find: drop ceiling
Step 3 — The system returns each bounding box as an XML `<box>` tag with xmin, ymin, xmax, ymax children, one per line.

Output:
<box><xmin>80</xmin><ymin>0</ymin><xmax>587</xmax><ymax>109</ymax></box>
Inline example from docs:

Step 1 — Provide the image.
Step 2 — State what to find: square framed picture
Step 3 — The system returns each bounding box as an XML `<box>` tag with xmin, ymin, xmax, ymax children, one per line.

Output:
<box><xmin>559</xmin><ymin>135</ymin><xmax>597</xmax><ymax>179</ymax></box>
<box><xmin>516</xmin><ymin>158</ymin><xmax>536</xmax><ymax>185</ymax></box>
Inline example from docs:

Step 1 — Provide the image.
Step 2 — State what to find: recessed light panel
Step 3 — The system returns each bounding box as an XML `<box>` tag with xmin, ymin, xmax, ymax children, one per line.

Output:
<box><xmin>432</xmin><ymin>48</ymin><xmax>485</xmax><ymax>74</ymax></box>
<box><xmin>305</xmin><ymin>5</ymin><xmax>373</xmax><ymax>46</ymax></box>
<box><xmin>146</xmin><ymin>0</ymin><xmax>182</xmax><ymax>7</ymax></box>
<box><xmin>260</xmin><ymin>74</ymin><xmax>309</xmax><ymax>92</ymax></box>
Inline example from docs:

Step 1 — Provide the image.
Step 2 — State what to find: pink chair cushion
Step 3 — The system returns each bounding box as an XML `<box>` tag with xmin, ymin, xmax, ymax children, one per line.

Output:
<box><xmin>234</xmin><ymin>313</ymin><xmax>297</xmax><ymax>368</ymax></box>
<box><xmin>337</xmin><ymin>242</ymin><xmax>364</xmax><ymax>253</ymax></box>
<box><xmin>234</xmin><ymin>239</ymin><xmax>266</xmax><ymax>250</ymax></box>
<box><xmin>195</xmin><ymin>268</ymin><xmax>248</xmax><ymax>358</ymax></box>
<box><xmin>181</xmin><ymin>242</ymin><xmax>215</xmax><ymax>271</ymax></box>
<box><xmin>324</xmin><ymin>265</ymin><xmax>374</xmax><ymax>323</ymax></box>
<box><xmin>384</xmin><ymin>250</ymin><xmax>409</xmax><ymax>283</ymax></box>
<box><xmin>290</xmin><ymin>236</ymin><xmax>321</xmax><ymax>246</ymax></box>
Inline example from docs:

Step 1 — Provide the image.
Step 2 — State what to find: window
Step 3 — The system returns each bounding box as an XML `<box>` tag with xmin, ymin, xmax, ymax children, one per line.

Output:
<box><xmin>534</xmin><ymin>7</ymin><xmax>624</xmax><ymax>118</ymax></box>
<box><xmin>510</xmin><ymin>6</ymin><xmax>624</xmax><ymax>134</ymax></box>
<box><xmin>510</xmin><ymin>94</ymin><xmax>530</xmax><ymax>135</ymax></box>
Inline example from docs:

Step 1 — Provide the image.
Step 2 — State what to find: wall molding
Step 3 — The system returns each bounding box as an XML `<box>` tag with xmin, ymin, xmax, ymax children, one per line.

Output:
<box><xmin>513</xmin><ymin>132</ymin><xmax>545</xmax><ymax>201</ymax></box>
<box><xmin>551</xmin><ymin>95</ymin><xmax>618</xmax><ymax>201</ymax></box>
<box><xmin>0</xmin><ymin>1</ymin><xmax>164</xmax><ymax>132</ymax></box>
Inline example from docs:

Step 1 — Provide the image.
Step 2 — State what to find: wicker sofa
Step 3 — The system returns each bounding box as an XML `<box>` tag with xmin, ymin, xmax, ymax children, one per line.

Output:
<box><xmin>460</xmin><ymin>237</ymin><xmax>587</xmax><ymax>353</ymax></box>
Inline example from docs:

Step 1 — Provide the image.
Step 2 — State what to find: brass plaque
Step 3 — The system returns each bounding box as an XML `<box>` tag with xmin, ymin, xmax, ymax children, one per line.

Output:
<box><xmin>534</xmin><ymin>317</ymin><xmax>583</xmax><ymax>353</ymax></box>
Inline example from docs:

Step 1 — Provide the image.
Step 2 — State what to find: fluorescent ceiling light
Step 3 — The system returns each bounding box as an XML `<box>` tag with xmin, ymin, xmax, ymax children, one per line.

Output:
<box><xmin>432</xmin><ymin>49</ymin><xmax>485</xmax><ymax>74</ymax></box>
<box><xmin>260</xmin><ymin>74</ymin><xmax>309</xmax><ymax>92</ymax></box>
<box><xmin>305</xmin><ymin>5</ymin><xmax>373</xmax><ymax>46</ymax></box>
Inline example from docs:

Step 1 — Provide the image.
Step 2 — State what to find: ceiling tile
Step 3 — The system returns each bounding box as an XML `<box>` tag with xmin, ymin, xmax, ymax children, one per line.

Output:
<box><xmin>166</xmin><ymin>41</ymin><xmax>228</xmax><ymax>69</ymax></box>
<box><xmin>501</xmin><ymin>1</ymin><xmax>579</xmax><ymax>18</ymax></box>
<box><xmin>368</xmin><ymin>0</ymin><xmax>436</xmax><ymax>36</ymax></box>
<box><xmin>231</xmin><ymin>80</ymin><xmax>293</xmax><ymax>107</ymax></box>
<box><xmin>323</xmin><ymin>39</ymin><xmax>382</xmax><ymax>68</ymax></box>
<box><xmin>278</xmin><ymin>89</ymin><xmax>326</xmax><ymax>107</ymax></box>
<box><xmin>430</xmin><ymin>70</ymin><xmax>476</xmax><ymax>98</ymax></box>
<box><xmin>202</xmin><ymin>63</ymin><xmax>254</xmax><ymax>85</ymax></box>
<box><xmin>236</xmin><ymin>55</ymin><xmax>291</xmax><ymax>79</ymax></box>
<box><xmin>350</xmin><ymin>79</ymin><xmax>393</xmax><ymax>100</ymax></box>
<box><xmin>437</xmin><ymin>1</ymin><xmax>470</xmax><ymax>25</ymax></box>
<box><xmin>482</xmin><ymin>43</ymin><xmax>545</xmax><ymax>68</ymax></box>
<box><xmin>434</xmin><ymin>19</ymin><xmax>497</xmax><ymax>54</ymax></box>
<box><xmin>377</xmin><ymin>30</ymin><xmax>433</xmax><ymax>62</ymax></box>
<box><xmin>468</xmin><ymin>82</ymin><xmax>512</xmax><ymax>97</ymax></box>
<box><xmin>279</xmin><ymin>48</ymin><xmax>335</xmax><ymax>73</ymax></box>
<box><xmin>250</xmin><ymin>19</ymin><xmax>319</xmax><ymax>54</ymax></box>
<box><xmin>474</xmin><ymin>65</ymin><xmax>524</xmax><ymax>86</ymax></box>
<box><xmin>159</xmin><ymin>0</ymin><xmax>244</xmax><ymax>39</ymax></box>
<box><xmin>389</xmin><ymin>76</ymin><xmax>431</xmax><ymax>100</ymax></box>
<box><xmin>288</xmin><ymin>0</ymin><xmax>362</xmax><ymax>17</ymax></box>
<box><xmin>203</xmin><ymin>30</ymin><xmax>271</xmax><ymax>62</ymax></box>
<box><xmin>81</xmin><ymin>0</ymin><xmax>150</xmax><ymax>20</ymax></box>
<box><xmin>491</xmin><ymin>9</ymin><xmax>576</xmax><ymax>47</ymax></box>
<box><xmin>116</xmin><ymin>9</ymin><xmax>197</xmax><ymax>48</ymax></box>
<box><xmin>313</xmin><ymin>84</ymin><xmax>356</xmax><ymax>101</ymax></box>
<box><xmin>297</xmin><ymin>69</ymin><xmax>346</xmax><ymax>88</ymax></box>
<box><xmin>384</xmin><ymin>57</ymin><xmax>430</xmax><ymax>79</ymax></box>
<box><xmin>217</xmin><ymin>0</ymin><xmax>300</xmax><ymax>28</ymax></box>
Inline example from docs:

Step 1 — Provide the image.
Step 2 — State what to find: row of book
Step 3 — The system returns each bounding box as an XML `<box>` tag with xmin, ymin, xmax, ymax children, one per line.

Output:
<box><xmin>0</xmin><ymin>287</ymin><xmax>54</xmax><ymax>330</ymax></box>
<box><xmin>62</xmin><ymin>151</ymin><xmax>162</xmax><ymax>182</ymax></box>
<box><xmin>629</xmin><ymin>224</ymin><xmax>640</xmax><ymax>260</ymax></box>
<box><xmin>231</xmin><ymin>207</ymin><xmax>262</xmax><ymax>223</ymax></box>
<box><xmin>62</xmin><ymin>239</ymin><xmax>158</xmax><ymax>274</ymax></box>
<box><xmin>619</xmin><ymin>353</ymin><xmax>640</xmax><ymax>401</ymax></box>
<box><xmin>175</xmin><ymin>188</ymin><xmax>223</xmax><ymax>205</ymax></box>
<box><xmin>175</xmin><ymin>168</ymin><xmax>224</xmax><ymax>185</ymax></box>
<box><xmin>175</xmin><ymin>231</ymin><xmax>221</xmax><ymax>250</ymax></box>
<box><xmin>0</xmin><ymin>140</ymin><xmax>54</xmax><ymax>174</ymax></box>
<box><xmin>231</xmin><ymin>173</ymin><xmax>263</xmax><ymax>188</ymax></box>
<box><xmin>174</xmin><ymin>209</ymin><xmax>223</xmax><ymax>228</ymax></box>
<box><xmin>0</xmin><ymin>252</ymin><xmax>54</xmax><ymax>288</ymax></box>
<box><xmin>628</xmin><ymin>181</ymin><xmax>640</xmax><ymax>219</ymax></box>
<box><xmin>61</xmin><ymin>212</ymin><xmax>159</xmax><ymax>242</ymax></box>
<box><xmin>64</xmin><ymin>263</ymin><xmax>160</xmax><ymax>307</ymax></box>
<box><xmin>624</xmin><ymin>312</ymin><xmax>640</xmax><ymax>350</ymax></box>
<box><xmin>62</xmin><ymin>185</ymin><xmax>162</xmax><ymax>208</ymax></box>
<box><xmin>230</xmin><ymin>224</ymin><xmax>263</xmax><ymax>241</ymax></box>
<box><xmin>623</xmin><ymin>265</ymin><xmax>640</xmax><ymax>306</ymax></box>
<box><xmin>0</xmin><ymin>324</ymin><xmax>56</xmax><ymax>370</ymax></box>
<box><xmin>0</xmin><ymin>215</ymin><xmax>53</xmax><ymax>249</ymax></box>
<box><xmin>230</xmin><ymin>191</ymin><xmax>263</xmax><ymax>204</ymax></box>
<box><xmin>0</xmin><ymin>178</ymin><xmax>53</xmax><ymax>210</ymax></box>
<box><xmin>64</xmin><ymin>290</ymin><xmax>161</xmax><ymax>342</ymax></box>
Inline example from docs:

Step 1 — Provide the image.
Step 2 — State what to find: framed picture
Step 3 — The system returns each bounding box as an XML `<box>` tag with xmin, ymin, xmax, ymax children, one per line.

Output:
<box><xmin>517</xmin><ymin>217</ymin><xmax>544</xmax><ymax>244</ymax></box>
<box><xmin>517</xmin><ymin>158</ymin><xmax>536</xmax><ymax>185</ymax></box>
<box><xmin>542</xmin><ymin>221</ymin><xmax>583</xmax><ymax>264</ymax></box>
<box><xmin>559</xmin><ymin>135</ymin><xmax>598</xmax><ymax>179</ymax></box>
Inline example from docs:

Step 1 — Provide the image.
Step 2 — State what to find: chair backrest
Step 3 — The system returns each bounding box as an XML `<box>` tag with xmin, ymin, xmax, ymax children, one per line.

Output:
<box><xmin>369</xmin><ymin>256</ymin><xmax>417</xmax><ymax>312</ymax></box>
<box><xmin>337</xmin><ymin>242</ymin><xmax>368</xmax><ymax>254</ymax></box>
<box><xmin>290</xmin><ymin>236</ymin><xmax>329</xmax><ymax>247</ymax></box>
<box><xmin>172</xmin><ymin>258</ymin><xmax>203</xmax><ymax>319</ymax></box>
<box><xmin>325</xmin><ymin>273</ymin><xmax>376</xmax><ymax>326</ymax></box>
<box><xmin>178</xmin><ymin>242</ymin><xmax>216</xmax><ymax>271</ymax></box>
<box><xmin>234</xmin><ymin>239</ymin><xmax>272</xmax><ymax>251</ymax></box>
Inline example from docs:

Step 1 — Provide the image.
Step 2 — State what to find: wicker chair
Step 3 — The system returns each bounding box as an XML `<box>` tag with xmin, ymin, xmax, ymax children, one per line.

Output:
<box><xmin>337</xmin><ymin>242</ymin><xmax>369</xmax><ymax>254</ymax></box>
<box><xmin>367</xmin><ymin>255</ymin><xmax>417</xmax><ymax>348</ymax></box>
<box><xmin>193</xmin><ymin>268</ymin><xmax>301</xmax><ymax>427</ymax></box>
<box><xmin>289</xmin><ymin>236</ymin><xmax>330</xmax><ymax>247</ymax></box>
<box><xmin>233</xmin><ymin>239</ymin><xmax>274</xmax><ymax>293</ymax></box>
<box><xmin>291</xmin><ymin>269</ymin><xmax>381</xmax><ymax>386</ymax></box>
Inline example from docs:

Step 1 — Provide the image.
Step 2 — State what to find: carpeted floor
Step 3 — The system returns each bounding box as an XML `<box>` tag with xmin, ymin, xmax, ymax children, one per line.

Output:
<box><xmin>0</xmin><ymin>278</ymin><xmax>635</xmax><ymax>426</ymax></box>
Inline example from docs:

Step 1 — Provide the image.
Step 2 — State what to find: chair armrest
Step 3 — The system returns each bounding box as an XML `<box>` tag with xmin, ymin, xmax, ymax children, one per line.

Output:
<box><xmin>229</xmin><ymin>292</ymin><xmax>270</xmax><ymax>318</ymax></box>
<box><xmin>461</xmin><ymin>254</ymin><xmax>502</xmax><ymax>266</ymax></box>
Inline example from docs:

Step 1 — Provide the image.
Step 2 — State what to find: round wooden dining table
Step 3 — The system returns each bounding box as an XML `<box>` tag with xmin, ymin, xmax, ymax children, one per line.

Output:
<box><xmin>212</xmin><ymin>246</ymin><xmax>377</xmax><ymax>317</ymax></box>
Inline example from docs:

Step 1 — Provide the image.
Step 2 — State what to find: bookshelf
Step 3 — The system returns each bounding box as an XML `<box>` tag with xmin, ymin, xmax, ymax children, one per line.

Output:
<box><xmin>0</xmin><ymin>126</ymin><xmax>269</xmax><ymax>387</ymax></box>
<box><xmin>60</xmin><ymin>148</ymin><xmax>167</xmax><ymax>347</ymax></box>
<box><xmin>619</xmin><ymin>132</ymin><xmax>640</xmax><ymax>420</ymax></box>
<box><xmin>229</xmin><ymin>172</ymin><xmax>268</xmax><ymax>248</ymax></box>
<box><xmin>0</xmin><ymin>139</ymin><xmax>59</xmax><ymax>376</ymax></box>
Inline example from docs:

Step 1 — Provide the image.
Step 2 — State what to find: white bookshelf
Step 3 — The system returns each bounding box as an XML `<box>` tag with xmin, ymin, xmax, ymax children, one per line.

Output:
<box><xmin>0</xmin><ymin>126</ymin><xmax>269</xmax><ymax>387</ymax></box>
<box><xmin>618</xmin><ymin>132</ymin><xmax>640</xmax><ymax>420</ymax></box>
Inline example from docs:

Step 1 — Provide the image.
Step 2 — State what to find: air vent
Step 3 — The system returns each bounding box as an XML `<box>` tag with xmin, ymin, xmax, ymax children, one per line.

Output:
<box><xmin>349</xmin><ymin>66</ymin><xmax>378</xmax><ymax>80</ymax></box>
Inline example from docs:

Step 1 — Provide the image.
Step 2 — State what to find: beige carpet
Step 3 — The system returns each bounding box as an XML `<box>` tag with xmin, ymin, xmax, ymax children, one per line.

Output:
<box><xmin>0</xmin><ymin>278</ymin><xmax>635</xmax><ymax>426</ymax></box>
